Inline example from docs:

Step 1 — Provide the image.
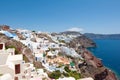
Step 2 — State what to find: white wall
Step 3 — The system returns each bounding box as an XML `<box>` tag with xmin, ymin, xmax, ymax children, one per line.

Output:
<box><xmin>0</xmin><ymin>53</ymin><xmax>9</xmax><ymax>65</ymax></box>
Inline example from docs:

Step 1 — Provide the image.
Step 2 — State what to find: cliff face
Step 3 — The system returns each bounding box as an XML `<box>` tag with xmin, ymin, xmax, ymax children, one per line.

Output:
<box><xmin>68</xmin><ymin>35</ymin><xmax>96</xmax><ymax>48</ymax></box>
<box><xmin>81</xmin><ymin>50</ymin><xmax>117</xmax><ymax>80</ymax></box>
<box><xmin>67</xmin><ymin>34</ymin><xmax>117</xmax><ymax>80</ymax></box>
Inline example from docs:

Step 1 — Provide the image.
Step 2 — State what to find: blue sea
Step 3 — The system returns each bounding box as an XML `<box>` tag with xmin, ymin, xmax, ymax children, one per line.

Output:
<box><xmin>88</xmin><ymin>39</ymin><xmax>120</xmax><ymax>79</ymax></box>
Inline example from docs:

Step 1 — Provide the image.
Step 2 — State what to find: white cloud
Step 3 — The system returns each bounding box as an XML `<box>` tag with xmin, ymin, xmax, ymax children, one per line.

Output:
<box><xmin>67</xmin><ymin>27</ymin><xmax>84</xmax><ymax>32</ymax></box>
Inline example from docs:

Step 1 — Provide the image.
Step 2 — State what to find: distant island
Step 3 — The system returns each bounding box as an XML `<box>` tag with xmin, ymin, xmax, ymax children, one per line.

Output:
<box><xmin>84</xmin><ymin>33</ymin><xmax>120</xmax><ymax>40</ymax></box>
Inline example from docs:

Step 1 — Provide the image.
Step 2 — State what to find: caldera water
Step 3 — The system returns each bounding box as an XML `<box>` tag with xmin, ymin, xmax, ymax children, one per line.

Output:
<box><xmin>88</xmin><ymin>39</ymin><xmax>120</xmax><ymax>79</ymax></box>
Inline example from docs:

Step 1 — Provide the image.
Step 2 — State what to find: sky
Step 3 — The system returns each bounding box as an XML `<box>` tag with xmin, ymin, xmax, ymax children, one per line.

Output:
<box><xmin>0</xmin><ymin>0</ymin><xmax>120</xmax><ymax>34</ymax></box>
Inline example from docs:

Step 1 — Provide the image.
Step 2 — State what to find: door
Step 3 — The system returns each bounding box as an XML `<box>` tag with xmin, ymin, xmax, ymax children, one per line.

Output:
<box><xmin>14</xmin><ymin>77</ymin><xmax>18</xmax><ymax>80</ymax></box>
<box><xmin>0</xmin><ymin>44</ymin><xmax>3</xmax><ymax>50</ymax></box>
<box><xmin>15</xmin><ymin>64</ymin><xmax>20</xmax><ymax>74</ymax></box>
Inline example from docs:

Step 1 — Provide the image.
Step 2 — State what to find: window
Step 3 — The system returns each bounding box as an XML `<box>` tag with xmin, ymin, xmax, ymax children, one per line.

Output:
<box><xmin>15</xmin><ymin>64</ymin><xmax>20</xmax><ymax>74</ymax></box>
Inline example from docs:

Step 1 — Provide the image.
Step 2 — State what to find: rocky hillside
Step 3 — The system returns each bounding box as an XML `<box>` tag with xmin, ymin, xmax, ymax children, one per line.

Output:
<box><xmin>68</xmin><ymin>35</ymin><xmax>96</xmax><ymax>48</ymax></box>
<box><xmin>66</xmin><ymin>36</ymin><xmax>117</xmax><ymax>80</ymax></box>
<box><xmin>60</xmin><ymin>31</ymin><xmax>82</xmax><ymax>35</ymax></box>
<box><xmin>80</xmin><ymin>49</ymin><xmax>117</xmax><ymax>80</ymax></box>
<box><xmin>0</xmin><ymin>33</ymin><xmax>34</xmax><ymax>62</ymax></box>
<box><xmin>0</xmin><ymin>26</ymin><xmax>117</xmax><ymax>80</ymax></box>
<box><xmin>60</xmin><ymin>31</ymin><xmax>96</xmax><ymax>48</ymax></box>
<box><xmin>58</xmin><ymin>31</ymin><xmax>117</xmax><ymax>80</ymax></box>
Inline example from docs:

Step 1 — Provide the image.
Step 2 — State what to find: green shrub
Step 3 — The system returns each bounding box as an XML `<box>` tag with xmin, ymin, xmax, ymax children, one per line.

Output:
<box><xmin>70</xmin><ymin>71</ymin><xmax>81</xmax><ymax>79</ymax></box>
<box><xmin>64</xmin><ymin>66</ymin><xmax>71</xmax><ymax>73</ymax></box>
<box><xmin>6</xmin><ymin>45</ymin><xmax>20</xmax><ymax>54</ymax></box>
<box><xmin>23</xmin><ymin>55</ymin><xmax>29</xmax><ymax>62</ymax></box>
<box><xmin>64</xmin><ymin>66</ymin><xmax>81</xmax><ymax>79</ymax></box>
<box><xmin>48</xmin><ymin>70</ymin><xmax>61</xmax><ymax>79</ymax></box>
<box><xmin>59</xmin><ymin>40</ymin><xmax>65</xmax><ymax>43</ymax></box>
<box><xmin>0</xmin><ymin>74</ymin><xmax>3</xmax><ymax>76</ymax></box>
<box><xmin>57</xmin><ymin>63</ymin><xmax>64</xmax><ymax>68</ymax></box>
<box><xmin>63</xmin><ymin>72</ymin><xmax>69</xmax><ymax>77</ymax></box>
